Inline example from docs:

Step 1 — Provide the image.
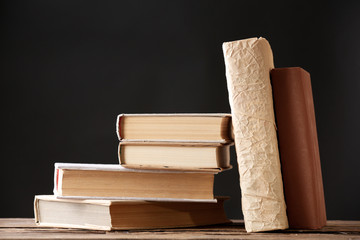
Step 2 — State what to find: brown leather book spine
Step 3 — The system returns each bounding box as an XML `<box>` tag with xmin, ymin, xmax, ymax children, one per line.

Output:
<box><xmin>270</xmin><ymin>67</ymin><xmax>327</xmax><ymax>229</ymax></box>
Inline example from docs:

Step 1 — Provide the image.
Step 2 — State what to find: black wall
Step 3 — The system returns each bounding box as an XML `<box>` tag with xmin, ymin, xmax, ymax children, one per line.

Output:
<box><xmin>1</xmin><ymin>0</ymin><xmax>359</xmax><ymax>220</ymax></box>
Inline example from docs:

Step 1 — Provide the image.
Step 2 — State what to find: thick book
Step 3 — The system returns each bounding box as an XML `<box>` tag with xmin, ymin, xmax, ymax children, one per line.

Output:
<box><xmin>271</xmin><ymin>67</ymin><xmax>327</xmax><ymax>229</ymax></box>
<box><xmin>223</xmin><ymin>37</ymin><xmax>288</xmax><ymax>232</ymax></box>
<box><xmin>116</xmin><ymin>113</ymin><xmax>233</xmax><ymax>143</ymax></box>
<box><xmin>54</xmin><ymin>163</ymin><xmax>216</xmax><ymax>202</ymax></box>
<box><xmin>118</xmin><ymin>141</ymin><xmax>232</xmax><ymax>171</ymax></box>
<box><xmin>34</xmin><ymin>195</ymin><xmax>230</xmax><ymax>230</ymax></box>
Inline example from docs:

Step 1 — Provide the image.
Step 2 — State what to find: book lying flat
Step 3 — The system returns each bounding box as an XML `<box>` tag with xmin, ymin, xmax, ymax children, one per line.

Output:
<box><xmin>118</xmin><ymin>141</ymin><xmax>232</xmax><ymax>171</ymax></box>
<box><xmin>34</xmin><ymin>195</ymin><xmax>230</xmax><ymax>230</ymax></box>
<box><xmin>116</xmin><ymin>113</ymin><xmax>233</xmax><ymax>143</ymax></box>
<box><xmin>54</xmin><ymin>163</ymin><xmax>216</xmax><ymax>202</ymax></box>
<box><xmin>271</xmin><ymin>67</ymin><xmax>327</xmax><ymax>229</ymax></box>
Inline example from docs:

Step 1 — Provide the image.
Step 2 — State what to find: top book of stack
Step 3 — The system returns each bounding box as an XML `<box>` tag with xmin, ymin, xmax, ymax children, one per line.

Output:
<box><xmin>116</xmin><ymin>113</ymin><xmax>233</xmax><ymax>143</ymax></box>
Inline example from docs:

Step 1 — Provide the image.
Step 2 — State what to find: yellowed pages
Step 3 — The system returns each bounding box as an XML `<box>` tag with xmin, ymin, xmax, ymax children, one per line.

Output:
<box><xmin>223</xmin><ymin>37</ymin><xmax>288</xmax><ymax>232</ymax></box>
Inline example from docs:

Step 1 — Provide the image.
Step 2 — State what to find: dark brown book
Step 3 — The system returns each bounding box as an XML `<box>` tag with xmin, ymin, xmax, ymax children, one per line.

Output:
<box><xmin>270</xmin><ymin>67</ymin><xmax>327</xmax><ymax>229</ymax></box>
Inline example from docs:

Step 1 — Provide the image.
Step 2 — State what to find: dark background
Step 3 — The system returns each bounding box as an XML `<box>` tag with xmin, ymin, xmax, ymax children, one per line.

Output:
<box><xmin>1</xmin><ymin>0</ymin><xmax>359</xmax><ymax>220</ymax></box>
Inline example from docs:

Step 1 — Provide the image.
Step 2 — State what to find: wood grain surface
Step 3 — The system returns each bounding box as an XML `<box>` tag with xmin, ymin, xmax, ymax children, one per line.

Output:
<box><xmin>0</xmin><ymin>219</ymin><xmax>360</xmax><ymax>239</ymax></box>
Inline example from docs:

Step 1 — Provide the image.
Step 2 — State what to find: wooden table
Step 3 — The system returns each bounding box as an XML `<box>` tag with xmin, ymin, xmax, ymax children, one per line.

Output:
<box><xmin>0</xmin><ymin>219</ymin><xmax>359</xmax><ymax>239</ymax></box>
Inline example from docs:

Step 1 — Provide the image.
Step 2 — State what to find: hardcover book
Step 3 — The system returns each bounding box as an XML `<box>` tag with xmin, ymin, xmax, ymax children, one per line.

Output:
<box><xmin>271</xmin><ymin>67</ymin><xmax>327</xmax><ymax>229</ymax></box>
<box><xmin>116</xmin><ymin>113</ymin><xmax>233</xmax><ymax>143</ymax></box>
<box><xmin>34</xmin><ymin>195</ymin><xmax>230</xmax><ymax>230</ymax></box>
<box><xmin>54</xmin><ymin>163</ymin><xmax>216</xmax><ymax>202</ymax></box>
<box><xmin>118</xmin><ymin>141</ymin><xmax>232</xmax><ymax>171</ymax></box>
<box><xmin>223</xmin><ymin>37</ymin><xmax>288</xmax><ymax>232</ymax></box>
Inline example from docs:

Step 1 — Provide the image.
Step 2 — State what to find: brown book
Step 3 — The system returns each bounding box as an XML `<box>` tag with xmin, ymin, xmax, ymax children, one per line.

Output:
<box><xmin>118</xmin><ymin>141</ymin><xmax>232</xmax><ymax>171</ymax></box>
<box><xmin>270</xmin><ymin>67</ymin><xmax>327</xmax><ymax>229</ymax></box>
<box><xmin>54</xmin><ymin>163</ymin><xmax>216</xmax><ymax>201</ymax></box>
<box><xmin>34</xmin><ymin>195</ymin><xmax>230</xmax><ymax>230</ymax></box>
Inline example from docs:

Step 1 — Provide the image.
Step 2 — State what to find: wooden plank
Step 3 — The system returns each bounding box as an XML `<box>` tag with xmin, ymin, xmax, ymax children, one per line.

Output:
<box><xmin>0</xmin><ymin>219</ymin><xmax>359</xmax><ymax>239</ymax></box>
<box><xmin>0</xmin><ymin>219</ymin><xmax>37</xmax><ymax>228</ymax></box>
<box><xmin>1</xmin><ymin>230</ymin><xmax>359</xmax><ymax>240</ymax></box>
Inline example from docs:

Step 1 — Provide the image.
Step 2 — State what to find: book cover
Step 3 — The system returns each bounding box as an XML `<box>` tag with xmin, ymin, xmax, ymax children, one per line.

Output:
<box><xmin>223</xmin><ymin>37</ymin><xmax>288</xmax><ymax>232</ymax></box>
<box><xmin>271</xmin><ymin>67</ymin><xmax>327</xmax><ymax>229</ymax></box>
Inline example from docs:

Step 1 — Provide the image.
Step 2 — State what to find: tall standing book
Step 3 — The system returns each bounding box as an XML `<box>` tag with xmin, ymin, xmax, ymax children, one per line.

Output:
<box><xmin>116</xmin><ymin>113</ymin><xmax>233</xmax><ymax>143</ymax></box>
<box><xmin>271</xmin><ymin>67</ymin><xmax>327</xmax><ymax>229</ymax></box>
<box><xmin>118</xmin><ymin>141</ymin><xmax>232</xmax><ymax>171</ymax></box>
<box><xmin>54</xmin><ymin>163</ymin><xmax>217</xmax><ymax>201</ymax></box>
<box><xmin>223</xmin><ymin>37</ymin><xmax>288</xmax><ymax>232</ymax></box>
<box><xmin>34</xmin><ymin>195</ymin><xmax>230</xmax><ymax>230</ymax></box>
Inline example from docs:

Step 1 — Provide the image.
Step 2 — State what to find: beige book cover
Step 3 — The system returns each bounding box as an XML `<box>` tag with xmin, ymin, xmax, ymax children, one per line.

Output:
<box><xmin>223</xmin><ymin>37</ymin><xmax>288</xmax><ymax>232</ymax></box>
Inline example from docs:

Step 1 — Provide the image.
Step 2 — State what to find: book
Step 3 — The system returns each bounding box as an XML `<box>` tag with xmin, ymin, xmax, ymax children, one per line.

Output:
<box><xmin>116</xmin><ymin>113</ymin><xmax>233</xmax><ymax>143</ymax></box>
<box><xmin>34</xmin><ymin>195</ymin><xmax>230</xmax><ymax>230</ymax></box>
<box><xmin>223</xmin><ymin>37</ymin><xmax>288</xmax><ymax>232</ymax></box>
<box><xmin>118</xmin><ymin>141</ymin><xmax>232</xmax><ymax>171</ymax></box>
<box><xmin>271</xmin><ymin>67</ymin><xmax>327</xmax><ymax>229</ymax></box>
<box><xmin>54</xmin><ymin>163</ymin><xmax>216</xmax><ymax>201</ymax></box>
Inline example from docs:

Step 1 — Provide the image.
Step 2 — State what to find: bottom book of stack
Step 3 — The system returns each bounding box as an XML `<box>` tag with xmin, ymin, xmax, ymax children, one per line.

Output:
<box><xmin>34</xmin><ymin>195</ymin><xmax>230</xmax><ymax>230</ymax></box>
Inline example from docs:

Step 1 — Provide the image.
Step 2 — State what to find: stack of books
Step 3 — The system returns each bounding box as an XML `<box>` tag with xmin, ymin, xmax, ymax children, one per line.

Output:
<box><xmin>34</xmin><ymin>113</ymin><xmax>234</xmax><ymax>230</ymax></box>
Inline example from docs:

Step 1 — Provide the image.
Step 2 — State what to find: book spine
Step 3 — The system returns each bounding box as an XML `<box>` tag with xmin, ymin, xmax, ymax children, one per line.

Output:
<box><xmin>53</xmin><ymin>166</ymin><xmax>64</xmax><ymax>196</ymax></box>
<box><xmin>33</xmin><ymin>196</ymin><xmax>40</xmax><ymax>224</ymax></box>
<box><xmin>116</xmin><ymin>114</ymin><xmax>124</xmax><ymax>140</ymax></box>
<box><xmin>223</xmin><ymin>37</ymin><xmax>288</xmax><ymax>232</ymax></box>
<box><xmin>118</xmin><ymin>142</ymin><xmax>123</xmax><ymax>164</ymax></box>
<box><xmin>271</xmin><ymin>67</ymin><xmax>327</xmax><ymax>229</ymax></box>
<box><xmin>53</xmin><ymin>167</ymin><xmax>58</xmax><ymax>195</ymax></box>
